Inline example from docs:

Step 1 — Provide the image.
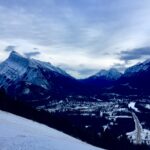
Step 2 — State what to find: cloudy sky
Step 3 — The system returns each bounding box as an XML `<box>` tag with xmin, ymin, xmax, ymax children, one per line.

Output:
<box><xmin>0</xmin><ymin>0</ymin><xmax>150</xmax><ymax>78</ymax></box>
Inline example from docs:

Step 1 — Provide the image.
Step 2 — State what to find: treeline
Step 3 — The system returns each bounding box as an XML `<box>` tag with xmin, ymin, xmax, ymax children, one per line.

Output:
<box><xmin>0</xmin><ymin>88</ymin><xmax>149</xmax><ymax>150</ymax></box>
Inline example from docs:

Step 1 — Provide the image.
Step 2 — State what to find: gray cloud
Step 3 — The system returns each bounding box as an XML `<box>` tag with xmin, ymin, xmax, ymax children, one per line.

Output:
<box><xmin>24</xmin><ymin>51</ymin><xmax>40</xmax><ymax>58</ymax></box>
<box><xmin>4</xmin><ymin>45</ymin><xmax>16</xmax><ymax>52</ymax></box>
<box><xmin>112</xmin><ymin>63</ymin><xmax>126</xmax><ymax>72</ymax></box>
<box><xmin>58</xmin><ymin>63</ymin><xmax>98</xmax><ymax>79</ymax></box>
<box><xmin>0</xmin><ymin>0</ymin><xmax>150</xmax><ymax>77</ymax></box>
<box><xmin>119</xmin><ymin>47</ymin><xmax>150</xmax><ymax>62</ymax></box>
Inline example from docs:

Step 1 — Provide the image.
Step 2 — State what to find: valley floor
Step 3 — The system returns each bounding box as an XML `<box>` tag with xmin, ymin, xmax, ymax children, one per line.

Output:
<box><xmin>0</xmin><ymin>110</ymin><xmax>103</xmax><ymax>150</ymax></box>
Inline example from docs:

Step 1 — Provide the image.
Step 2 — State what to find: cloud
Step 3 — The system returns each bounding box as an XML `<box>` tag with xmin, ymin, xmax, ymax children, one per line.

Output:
<box><xmin>24</xmin><ymin>51</ymin><xmax>40</xmax><ymax>58</ymax></box>
<box><xmin>119</xmin><ymin>47</ymin><xmax>150</xmax><ymax>62</ymax></box>
<box><xmin>58</xmin><ymin>63</ymin><xmax>98</xmax><ymax>79</ymax></box>
<box><xmin>4</xmin><ymin>45</ymin><xmax>16</xmax><ymax>52</ymax></box>
<box><xmin>0</xmin><ymin>0</ymin><xmax>150</xmax><ymax>77</ymax></box>
<box><xmin>112</xmin><ymin>63</ymin><xmax>126</xmax><ymax>72</ymax></box>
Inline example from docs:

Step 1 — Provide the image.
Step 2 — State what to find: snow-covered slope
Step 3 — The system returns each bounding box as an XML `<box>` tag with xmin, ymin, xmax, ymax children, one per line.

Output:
<box><xmin>0</xmin><ymin>51</ymin><xmax>71</xmax><ymax>87</ymax></box>
<box><xmin>0</xmin><ymin>110</ymin><xmax>104</xmax><ymax>150</ymax></box>
<box><xmin>93</xmin><ymin>68</ymin><xmax>122</xmax><ymax>80</ymax></box>
<box><xmin>80</xmin><ymin>68</ymin><xmax>122</xmax><ymax>89</ymax></box>
<box><xmin>117</xmin><ymin>59</ymin><xmax>150</xmax><ymax>91</ymax></box>
<box><xmin>124</xmin><ymin>59</ymin><xmax>150</xmax><ymax>77</ymax></box>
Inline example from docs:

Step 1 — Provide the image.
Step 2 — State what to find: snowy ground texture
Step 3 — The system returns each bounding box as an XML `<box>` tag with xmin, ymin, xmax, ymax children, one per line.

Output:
<box><xmin>127</xmin><ymin>129</ymin><xmax>150</xmax><ymax>145</ymax></box>
<box><xmin>0</xmin><ymin>111</ymin><xmax>104</xmax><ymax>150</ymax></box>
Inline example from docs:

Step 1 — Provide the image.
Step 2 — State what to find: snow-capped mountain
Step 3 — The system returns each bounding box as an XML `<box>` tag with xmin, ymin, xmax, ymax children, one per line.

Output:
<box><xmin>1</xmin><ymin>51</ymin><xmax>150</xmax><ymax>99</ymax></box>
<box><xmin>111</xmin><ymin>59</ymin><xmax>150</xmax><ymax>94</ymax></box>
<box><xmin>93</xmin><ymin>68</ymin><xmax>122</xmax><ymax>80</ymax></box>
<box><xmin>124</xmin><ymin>59</ymin><xmax>150</xmax><ymax>77</ymax></box>
<box><xmin>80</xmin><ymin>68</ymin><xmax>122</xmax><ymax>91</ymax></box>
<box><xmin>80</xmin><ymin>60</ymin><xmax>150</xmax><ymax>94</ymax></box>
<box><xmin>0</xmin><ymin>51</ymin><xmax>77</xmax><ymax>101</ymax></box>
<box><xmin>0</xmin><ymin>51</ymin><xmax>71</xmax><ymax>81</ymax></box>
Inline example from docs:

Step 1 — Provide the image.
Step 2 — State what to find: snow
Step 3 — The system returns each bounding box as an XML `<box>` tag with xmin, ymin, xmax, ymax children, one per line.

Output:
<box><xmin>94</xmin><ymin>68</ymin><xmax>122</xmax><ymax>80</ymax></box>
<box><xmin>125</xmin><ymin>59</ymin><xmax>150</xmax><ymax>76</ymax></box>
<box><xmin>0</xmin><ymin>111</ymin><xmax>104</xmax><ymax>150</ymax></box>
<box><xmin>0</xmin><ymin>51</ymin><xmax>72</xmax><ymax>91</ymax></box>
<box><xmin>0</xmin><ymin>51</ymin><xmax>70</xmax><ymax>81</ymax></box>
<box><xmin>127</xmin><ymin>129</ymin><xmax>150</xmax><ymax>145</ymax></box>
<box><xmin>31</xmin><ymin>59</ymin><xmax>70</xmax><ymax>77</ymax></box>
<box><xmin>145</xmin><ymin>104</ymin><xmax>150</xmax><ymax>110</ymax></box>
<box><xmin>23</xmin><ymin>88</ymin><xmax>30</xmax><ymax>94</ymax></box>
<box><xmin>128</xmin><ymin>102</ymin><xmax>140</xmax><ymax>112</ymax></box>
<box><xmin>126</xmin><ymin>112</ymin><xmax>150</xmax><ymax>145</ymax></box>
<box><xmin>109</xmin><ymin>116</ymin><xmax>132</xmax><ymax>119</ymax></box>
<box><xmin>0</xmin><ymin>51</ymin><xmax>28</xmax><ymax>79</ymax></box>
<box><xmin>103</xmin><ymin>125</ymin><xmax>109</xmax><ymax>131</ymax></box>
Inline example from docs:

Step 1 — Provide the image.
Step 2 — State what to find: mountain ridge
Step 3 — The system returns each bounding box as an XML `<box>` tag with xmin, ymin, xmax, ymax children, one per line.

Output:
<box><xmin>1</xmin><ymin>51</ymin><xmax>150</xmax><ymax>100</ymax></box>
<box><xmin>0</xmin><ymin>51</ymin><xmax>79</xmax><ymax>101</ymax></box>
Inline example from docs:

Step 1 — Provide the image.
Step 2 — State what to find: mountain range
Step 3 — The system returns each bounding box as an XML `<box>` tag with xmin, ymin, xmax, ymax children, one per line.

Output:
<box><xmin>0</xmin><ymin>51</ymin><xmax>150</xmax><ymax>102</ymax></box>
<box><xmin>0</xmin><ymin>51</ymin><xmax>81</xmax><ymax>101</ymax></box>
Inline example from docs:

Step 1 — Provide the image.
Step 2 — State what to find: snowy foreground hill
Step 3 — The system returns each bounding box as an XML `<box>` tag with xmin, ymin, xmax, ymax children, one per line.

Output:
<box><xmin>0</xmin><ymin>111</ymin><xmax>104</xmax><ymax>150</ymax></box>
